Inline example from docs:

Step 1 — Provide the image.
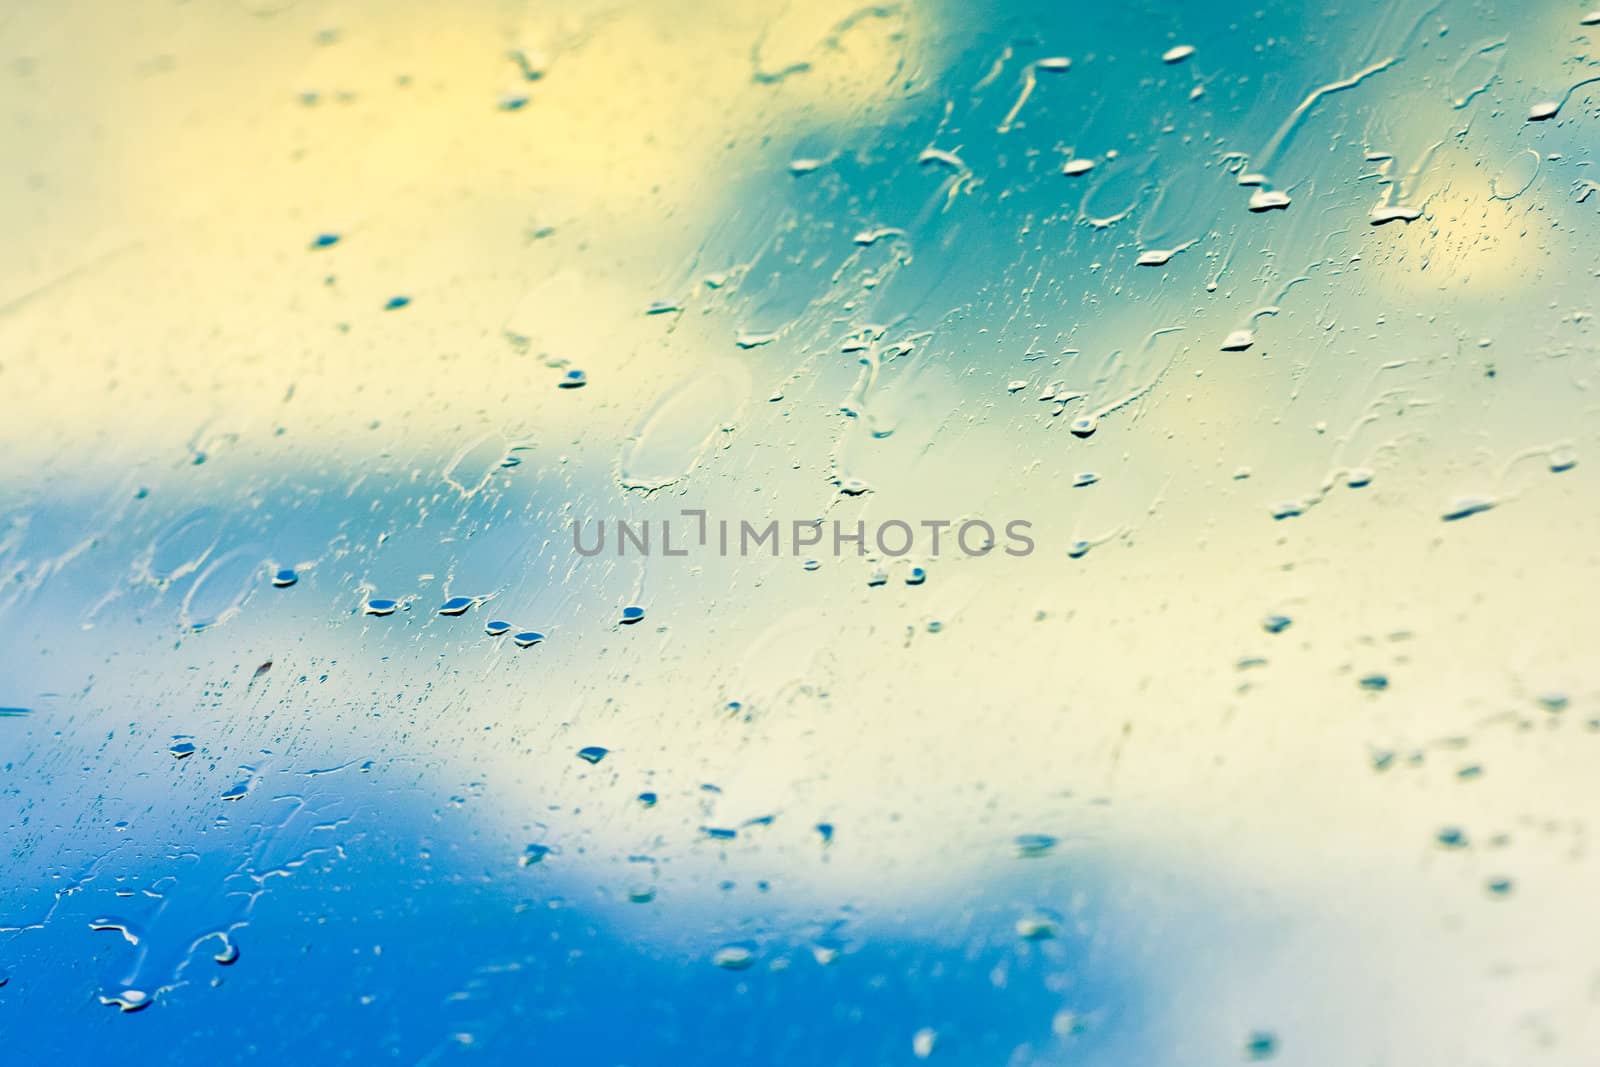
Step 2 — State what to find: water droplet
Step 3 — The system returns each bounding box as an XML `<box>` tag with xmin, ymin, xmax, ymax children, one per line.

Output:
<box><xmin>628</xmin><ymin>886</ymin><xmax>656</xmax><ymax>903</ymax></box>
<box><xmin>520</xmin><ymin>843</ymin><xmax>553</xmax><ymax>866</ymax></box>
<box><xmin>170</xmin><ymin>740</ymin><xmax>197</xmax><ymax>759</ymax></box>
<box><xmin>99</xmin><ymin>989</ymin><xmax>151</xmax><ymax>1013</ymax></box>
<box><xmin>1358</xmin><ymin>673</ymin><xmax>1389</xmax><ymax>691</ymax></box>
<box><xmin>1162</xmin><ymin>44</ymin><xmax>1195</xmax><ymax>64</ymax></box>
<box><xmin>1436</xmin><ymin>827</ymin><xmax>1468</xmax><ymax>849</ymax></box>
<box><xmin>637</xmin><ymin>792</ymin><xmax>658</xmax><ymax>808</ymax></box>
<box><xmin>1369</xmin><ymin>204</ymin><xmax>1421</xmax><ymax>225</ymax></box>
<box><xmin>1220</xmin><ymin>329</ymin><xmax>1255</xmax><ymax>351</ymax></box>
<box><xmin>803</xmin><ymin>559</ymin><xmax>821</xmax><ymax>572</ymax></box>
<box><xmin>1527</xmin><ymin>101</ymin><xmax>1560</xmax><ymax>121</ymax></box>
<box><xmin>558</xmin><ymin>369</ymin><xmax>588</xmax><ymax>389</ymax></box>
<box><xmin>1262</xmin><ymin>614</ymin><xmax>1292</xmax><ymax>634</ymax></box>
<box><xmin>788</xmin><ymin>158</ymin><xmax>825</xmax><ymax>176</ymax></box>
<box><xmin>1014</xmin><ymin>833</ymin><xmax>1058</xmax><ymax>857</ymax></box>
<box><xmin>485</xmin><ymin>620</ymin><xmax>512</xmax><ymax>637</ymax></box>
<box><xmin>214</xmin><ymin>937</ymin><xmax>240</xmax><ymax>965</ymax></box>
<box><xmin>310</xmin><ymin>233</ymin><xmax>340</xmax><ymax>249</ymax></box>
<box><xmin>1015</xmin><ymin>909</ymin><xmax>1062</xmax><ymax>940</ymax></box>
<box><xmin>1441</xmin><ymin>495</ymin><xmax>1495</xmax><ymax>521</ymax></box>
<box><xmin>383</xmin><ymin>295</ymin><xmax>411</xmax><ymax>310</ymax></box>
<box><xmin>220</xmin><ymin>779</ymin><xmax>252</xmax><ymax>802</ymax></box>
<box><xmin>1061</xmin><ymin>158</ymin><xmax>1095</xmax><ymax>176</ymax></box>
<box><xmin>913</xmin><ymin>1028</ymin><xmax>938</xmax><ymax>1059</ymax></box>
<box><xmin>1073</xmin><ymin>472</ymin><xmax>1099</xmax><ymax>488</ymax></box>
<box><xmin>1583</xmin><ymin>12</ymin><xmax>1600</xmax><ymax>26</ymax></box>
<box><xmin>1247</xmin><ymin>190</ymin><xmax>1291</xmax><ymax>212</ymax></box>
<box><xmin>364</xmin><ymin>598</ymin><xmax>398</xmax><ymax>616</ymax></box>
<box><xmin>619</xmin><ymin>605</ymin><xmax>646</xmax><ymax>625</ymax></box>
<box><xmin>1346</xmin><ymin>468</ymin><xmax>1374</xmax><ymax>488</ymax></box>
<box><xmin>1036</xmin><ymin>56</ymin><xmax>1071</xmax><ymax>72</ymax></box>
<box><xmin>867</xmin><ymin>568</ymin><xmax>889</xmax><ymax>588</ymax></box>
<box><xmin>906</xmin><ymin>567</ymin><xmax>927</xmax><ymax>586</ymax></box>
<box><xmin>577</xmin><ymin>746</ymin><xmax>609</xmax><ymax>765</ymax></box>
<box><xmin>1549</xmin><ymin>448</ymin><xmax>1578</xmax><ymax>473</ymax></box>
<box><xmin>1245</xmin><ymin>1031</ymin><xmax>1279</xmax><ymax>1060</ymax></box>
<box><xmin>1485</xmin><ymin>877</ymin><xmax>1514</xmax><ymax>896</ymax></box>
<box><xmin>437</xmin><ymin>596</ymin><xmax>474</xmax><ymax>617</ymax></box>
<box><xmin>271</xmin><ymin>567</ymin><xmax>298</xmax><ymax>588</ymax></box>
<box><xmin>1069</xmin><ymin>414</ymin><xmax>1098</xmax><ymax>438</ymax></box>
<box><xmin>512</xmin><ymin>630</ymin><xmax>545</xmax><ymax>647</ymax></box>
<box><xmin>1066</xmin><ymin>540</ymin><xmax>1092</xmax><ymax>559</ymax></box>
<box><xmin>712</xmin><ymin>942</ymin><xmax>756</xmax><ymax>970</ymax></box>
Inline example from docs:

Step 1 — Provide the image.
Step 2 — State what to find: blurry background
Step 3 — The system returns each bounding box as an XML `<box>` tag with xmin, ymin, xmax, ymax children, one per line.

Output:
<box><xmin>3</xmin><ymin>0</ymin><xmax>1599</xmax><ymax>1062</ymax></box>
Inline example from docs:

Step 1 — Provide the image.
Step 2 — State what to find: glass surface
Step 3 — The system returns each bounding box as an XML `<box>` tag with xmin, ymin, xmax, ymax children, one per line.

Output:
<box><xmin>3</xmin><ymin>0</ymin><xmax>1599</xmax><ymax>1062</ymax></box>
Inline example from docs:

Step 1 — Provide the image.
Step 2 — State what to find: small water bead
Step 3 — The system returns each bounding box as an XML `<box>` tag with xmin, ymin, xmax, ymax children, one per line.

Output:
<box><xmin>497</xmin><ymin>93</ymin><xmax>529</xmax><ymax>111</ymax></box>
<box><xmin>905</xmin><ymin>567</ymin><xmax>927</xmax><ymax>586</ymax></box>
<box><xmin>838</xmin><ymin>477</ymin><xmax>870</xmax><ymax>496</ymax></box>
<box><xmin>1036</xmin><ymin>56</ymin><xmax>1071</xmax><ymax>72</ymax></box>
<box><xmin>520</xmin><ymin>843</ymin><xmax>553</xmax><ymax>866</ymax></box>
<box><xmin>619</xmin><ymin>605</ymin><xmax>646</xmax><ymax>625</ymax></box>
<box><xmin>1436</xmin><ymin>827</ymin><xmax>1469</xmax><ymax>849</ymax></box>
<box><xmin>1069</xmin><ymin>414</ymin><xmax>1098</xmax><ymax>438</ymax></box>
<box><xmin>558</xmin><ymin>369</ymin><xmax>588</xmax><ymax>389</ymax></box>
<box><xmin>712</xmin><ymin>943</ymin><xmax>756</xmax><ymax>970</ymax></box>
<box><xmin>99</xmin><ymin>989</ymin><xmax>152</xmax><ymax>1013</ymax></box>
<box><xmin>1014</xmin><ymin>833</ymin><xmax>1058</xmax><ymax>857</ymax></box>
<box><xmin>628</xmin><ymin>886</ymin><xmax>656</xmax><ymax>904</ymax></box>
<box><xmin>1247</xmin><ymin>190</ymin><xmax>1291</xmax><ymax>212</ymax></box>
<box><xmin>1261</xmin><ymin>614</ymin><xmax>1292</xmax><ymax>634</ymax></box>
<box><xmin>214</xmin><ymin>938</ymin><xmax>240</xmax><ymax>965</ymax></box>
<box><xmin>512</xmin><ymin>630</ymin><xmax>545</xmax><ymax>647</ymax></box>
<box><xmin>437</xmin><ymin>596</ymin><xmax>474</xmax><ymax>617</ymax></box>
<box><xmin>1066</xmin><ymin>540</ymin><xmax>1091</xmax><ymax>559</ymax></box>
<box><xmin>1583</xmin><ymin>11</ymin><xmax>1600</xmax><ymax>25</ymax></box>
<box><xmin>1245</xmin><ymin>1031</ymin><xmax>1279</xmax><ymax>1061</ymax></box>
<box><xmin>170</xmin><ymin>740</ymin><xmax>197</xmax><ymax>759</ymax></box>
<box><xmin>221</xmin><ymin>780</ymin><xmax>252</xmax><ymax>801</ymax></box>
<box><xmin>309</xmin><ymin>233</ymin><xmax>340</xmax><ymax>249</ymax></box>
<box><xmin>364</xmin><ymin>598</ymin><xmax>399</xmax><ymax>616</ymax></box>
<box><xmin>637</xmin><ymin>791</ymin><xmax>658</xmax><ymax>808</ymax></box>
<box><xmin>383</xmin><ymin>295</ymin><xmax>411</xmax><ymax>310</ymax></box>
<box><xmin>816</xmin><ymin>822</ymin><xmax>835</xmax><ymax>844</ymax></box>
<box><xmin>803</xmin><ymin>559</ymin><xmax>821</xmax><ymax>572</ymax></box>
<box><xmin>1161</xmin><ymin>44</ymin><xmax>1195</xmax><ymax>64</ymax></box>
<box><xmin>1358</xmin><ymin>673</ymin><xmax>1389</xmax><ymax>691</ymax></box>
<box><xmin>1007</xmin><ymin>379</ymin><xmax>1029</xmax><ymax>393</ymax></box>
<box><xmin>1346</xmin><ymin>468</ymin><xmax>1374</xmax><ymax>488</ymax></box>
<box><xmin>1370</xmin><ymin>204</ymin><xmax>1422</xmax><ymax>225</ymax></box>
<box><xmin>577</xmin><ymin>746</ymin><xmax>609</xmax><ymax>765</ymax></box>
<box><xmin>1061</xmin><ymin>158</ymin><xmax>1095</xmax><ymax>176</ymax></box>
<box><xmin>866</xmin><ymin>568</ymin><xmax>888</xmax><ymax>587</ymax></box>
<box><xmin>645</xmin><ymin>299</ymin><xmax>680</xmax><ymax>315</ymax></box>
<box><xmin>1220</xmin><ymin>329</ymin><xmax>1255</xmax><ymax>351</ymax></box>
<box><xmin>1485</xmin><ymin>877</ymin><xmax>1514</xmax><ymax>896</ymax></box>
<box><xmin>1015</xmin><ymin>909</ymin><xmax>1062</xmax><ymax>940</ymax></box>
<box><xmin>1549</xmin><ymin>448</ymin><xmax>1578</xmax><ymax>473</ymax></box>
<box><xmin>787</xmin><ymin>157</ymin><xmax>824</xmax><ymax>176</ymax></box>
<box><xmin>1527</xmin><ymin>101</ymin><xmax>1560</xmax><ymax>121</ymax></box>
<box><xmin>926</xmin><ymin>620</ymin><xmax>943</xmax><ymax>633</ymax></box>
<box><xmin>271</xmin><ymin>567</ymin><xmax>298</xmax><ymax>588</ymax></box>
<box><xmin>485</xmin><ymin>620</ymin><xmax>512</xmax><ymax>636</ymax></box>
<box><xmin>913</xmin><ymin>1028</ymin><xmax>938</xmax><ymax>1059</ymax></box>
<box><xmin>1441</xmin><ymin>495</ymin><xmax>1495</xmax><ymax>521</ymax></box>
<box><xmin>1537</xmin><ymin>693</ymin><xmax>1569</xmax><ymax>712</ymax></box>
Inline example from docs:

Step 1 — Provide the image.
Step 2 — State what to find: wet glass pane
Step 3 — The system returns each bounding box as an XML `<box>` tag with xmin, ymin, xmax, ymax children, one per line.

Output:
<box><xmin>3</xmin><ymin>0</ymin><xmax>1599</xmax><ymax>1061</ymax></box>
